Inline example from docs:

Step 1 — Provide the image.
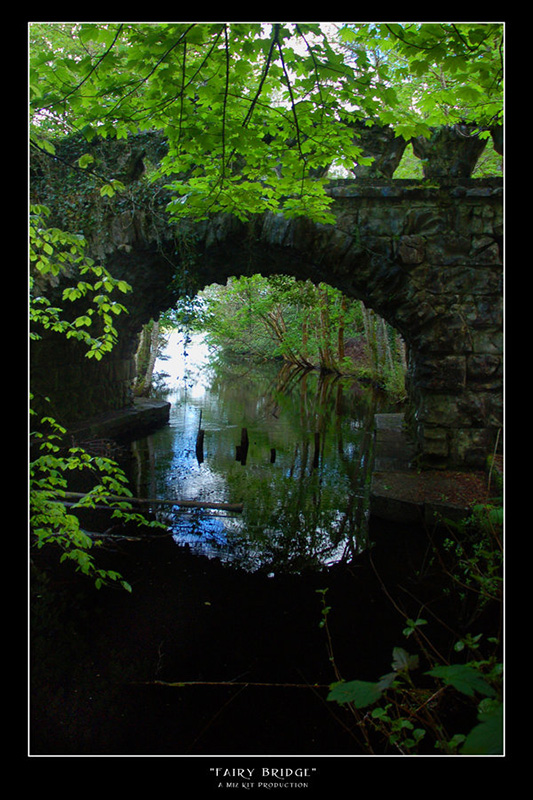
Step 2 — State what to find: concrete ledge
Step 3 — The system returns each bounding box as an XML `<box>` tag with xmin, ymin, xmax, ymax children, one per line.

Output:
<box><xmin>370</xmin><ymin>413</ymin><xmax>493</xmax><ymax>525</ymax></box>
<box><xmin>67</xmin><ymin>398</ymin><xmax>170</xmax><ymax>442</ymax></box>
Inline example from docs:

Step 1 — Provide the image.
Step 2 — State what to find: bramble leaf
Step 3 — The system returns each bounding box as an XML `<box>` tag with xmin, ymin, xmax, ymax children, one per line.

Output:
<box><xmin>460</xmin><ymin>702</ymin><xmax>503</xmax><ymax>755</ymax></box>
<box><xmin>328</xmin><ymin>679</ymin><xmax>383</xmax><ymax>708</ymax></box>
<box><xmin>426</xmin><ymin>664</ymin><xmax>496</xmax><ymax>698</ymax></box>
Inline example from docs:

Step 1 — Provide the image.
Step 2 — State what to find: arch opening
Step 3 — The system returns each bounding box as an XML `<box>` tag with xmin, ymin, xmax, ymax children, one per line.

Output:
<box><xmin>137</xmin><ymin>274</ymin><xmax>409</xmax><ymax>398</ymax></box>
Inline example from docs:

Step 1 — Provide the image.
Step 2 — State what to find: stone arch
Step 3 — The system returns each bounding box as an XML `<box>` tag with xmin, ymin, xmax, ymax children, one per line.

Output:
<box><xmin>30</xmin><ymin>131</ymin><xmax>503</xmax><ymax>468</ymax></box>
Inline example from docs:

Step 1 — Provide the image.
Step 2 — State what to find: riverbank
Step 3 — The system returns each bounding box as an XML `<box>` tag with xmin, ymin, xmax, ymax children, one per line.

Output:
<box><xmin>370</xmin><ymin>413</ymin><xmax>501</xmax><ymax>525</ymax></box>
<box><xmin>67</xmin><ymin>397</ymin><xmax>171</xmax><ymax>441</ymax></box>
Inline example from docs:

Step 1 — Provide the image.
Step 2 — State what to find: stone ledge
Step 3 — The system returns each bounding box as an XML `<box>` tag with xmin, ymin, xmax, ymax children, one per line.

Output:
<box><xmin>67</xmin><ymin>397</ymin><xmax>170</xmax><ymax>442</ymax></box>
<box><xmin>326</xmin><ymin>177</ymin><xmax>503</xmax><ymax>200</ymax></box>
<box><xmin>370</xmin><ymin>413</ymin><xmax>494</xmax><ymax>525</ymax></box>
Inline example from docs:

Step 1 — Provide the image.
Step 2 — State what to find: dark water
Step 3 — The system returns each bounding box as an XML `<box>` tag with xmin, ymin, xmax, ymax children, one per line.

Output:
<box><xmin>129</xmin><ymin>331</ymin><xmax>390</xmax><ymax>573</ymax></box>
<box><xmin>30</xmin><ymin>332</ymin><xmax>439</xmax><ymax>763</ymax></box>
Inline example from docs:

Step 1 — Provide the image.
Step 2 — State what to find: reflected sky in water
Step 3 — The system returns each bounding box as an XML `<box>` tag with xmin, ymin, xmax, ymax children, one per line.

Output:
<box><xmin>130</xmin><ymin>330</ymin><xmax>390</xmax><ymax>573</ymax></box>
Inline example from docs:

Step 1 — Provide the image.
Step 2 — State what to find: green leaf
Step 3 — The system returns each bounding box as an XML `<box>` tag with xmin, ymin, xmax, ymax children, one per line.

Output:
<box><xmin>403</xmin><ymin>618</ymin><xmax>427</xmax><ymax>638</ymax></box>
<box><xmin>328</xmin><ymin>679</ymin><xmax>384</xmax><ymax>708</ymax></box>
<box><xmin>460</xmin><ymin>703</ymin><xmax>503</xmax><ymax>755</ymax></box>
<box><xmin>78</xmin><ymin>153</ymin><xmax>95</xmax><ymax>168</ymax></box>
<box><xmin>392</xmin><ymin>647</ymin><xmax>419</xmax><ymax>673</ymax></box>
<box><xmin>426</xmin><ymin>664</ymin><xmax>496</xmax><ymax>698</ymax></box>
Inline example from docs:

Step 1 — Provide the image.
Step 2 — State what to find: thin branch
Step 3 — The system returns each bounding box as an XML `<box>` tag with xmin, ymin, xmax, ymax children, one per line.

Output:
<box><xmin>384</xmin><ymin>23</ymin><xmax>445</xmax><ymax>53</ymax></box>
<box><xmin>275</xmin><ymin>33</ymin><xmax>303</xmax><ymax>159</ymax></box>
<box><xmin>39</xmin><ymin>24</ymin><xmax>124</xmax><ymax>111</ymax></box>
<box><xmin>221</xmin><ymin>24</ymin><xmax>230</xmax><ymax>178</ymax></box>
<box><xmin>99</xmin><ymin>25</ymin><xmax>196</xmax><ymax>121</ymax></box>
<box><xmin>294</xmin><ymin>25</ymin><xmax>326</xmax><ymax>110</ymax></box>
<box><xmin>450</xmin><ymin>24</ymin><xmax>485</xmax><ymax>53</ymax></box>
<box><xmin>242</xmin><ymin>25</ymin><xmax>278</xmax><ymax>128</ymax></box>
<box><xmin>129</xmin><ymin>679</ymin><xmax>331</xmax><ymax>688</ymax></box>
<box><xmin>30</xmin><ymin>138</ymin><xmax>106</xmax><ymax>184</ymax></box>
<box><xmin>177</xmin><ymin>39</ymin><xmax>187</xmax><ymax>154</ymax></box>
<box><xmin>121</xmin><ymin>27</ymin><xmax>225</xmax><ymax>130</ymax></box>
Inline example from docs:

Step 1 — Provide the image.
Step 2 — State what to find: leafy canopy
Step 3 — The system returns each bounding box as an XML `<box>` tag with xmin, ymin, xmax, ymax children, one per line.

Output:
<box><xmin>337</xmin><ymin>23</ymin><xmax>503</xmax><ymax>135</ymax></box>
<box><xmin>30</xmin><ymin>22</ymin><xmax>503</xmax><ymax>223</ymax></box>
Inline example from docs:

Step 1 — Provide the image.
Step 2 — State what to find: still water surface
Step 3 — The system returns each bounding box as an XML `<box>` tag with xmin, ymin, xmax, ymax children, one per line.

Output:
<box><xmin>128</xmin><ymin>330</ymin><xmax>396</xmax><ymax>573</ymax></box>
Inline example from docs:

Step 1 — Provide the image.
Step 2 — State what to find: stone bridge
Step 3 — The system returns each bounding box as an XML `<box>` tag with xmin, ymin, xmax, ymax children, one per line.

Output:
<box><xmin>30</xmin><ymin>126</ymin><xmax>503</xmax><ymax>468</ymax></box>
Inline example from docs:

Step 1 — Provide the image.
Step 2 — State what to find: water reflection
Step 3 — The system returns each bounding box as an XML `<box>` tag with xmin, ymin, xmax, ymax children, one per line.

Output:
<box><xmin>129</xmin><ymin>330</ymin><xmax>394</xmax><ymax>573</ymax></box>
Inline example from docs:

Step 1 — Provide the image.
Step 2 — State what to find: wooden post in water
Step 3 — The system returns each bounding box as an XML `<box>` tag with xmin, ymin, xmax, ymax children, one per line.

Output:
<box><xmin>196</xmin><ymin>409</ymin><xmax>204</xmax><ymax>463</ymax></box>
<box><xmin>236</xmin><ymin>427</ymin><xmax>249</xmax><ymax>465</ymax></box>
<box><xmin>195</xmin><ymin>429</ymin><xmax>205</xmax><ymax>464</ymax></box>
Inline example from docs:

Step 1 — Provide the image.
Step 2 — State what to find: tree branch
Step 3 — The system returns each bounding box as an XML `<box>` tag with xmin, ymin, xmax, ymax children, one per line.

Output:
<box><xmin>242</xmin><ymin>25</ymin><xmax>277</xmax><ymax>128</ymax></box>
<box><xmin>40</xmin><ymin>24</ymin><xmax>124</xmax><ymax>111</ymax></box>
<box><xmin>221</xmin><ymin>25</ymin><xmax>230</xmax><ymax>178</ymax></box>
<box><xmin>275</xmin><ymin>32</ymin><xmax>303</xmax><ymax>159</ymax></box>
<box><xmin>30</xmin><ymin>138</ymin><xmax>106</xmax><ymax>183</ymax></box>
<box><xmin>100</xmin><ymin>25</ymin><xmax>196</xmax><ymax>121</ymax></box>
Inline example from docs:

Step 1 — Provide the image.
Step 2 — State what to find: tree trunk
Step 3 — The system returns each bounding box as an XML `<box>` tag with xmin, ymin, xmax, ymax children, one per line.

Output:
<box><xmin>337</xmin><ymin>295</ymin><xmax>347</xmax><ymax>362</ymax></box>
<box><xmin>361</xmin><ymin>302</ymin><xmax>377</xmax><ymax>377</ymax></box>
<box><xmin>134</xmin><ymin>318</ymin><xmax>160</xmax><ymax>396</ymax></box>
<box><xmin>318</xmin><ymin>284</ymin><xmax>335</xmax><ymax>371</ymax></box>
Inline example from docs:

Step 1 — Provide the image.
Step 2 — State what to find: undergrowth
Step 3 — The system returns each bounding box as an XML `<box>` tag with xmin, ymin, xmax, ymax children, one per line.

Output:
<box><xmin>321</xmin><ymin>492</ymin><xmax>504</xmax><ymax>755</ymax></box>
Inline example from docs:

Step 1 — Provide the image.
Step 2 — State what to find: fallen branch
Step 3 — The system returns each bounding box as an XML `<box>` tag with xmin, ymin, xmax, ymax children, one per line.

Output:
<box><xmin>129</xmin><ymin>679</ymin><xmax>330</xmax><ymax>689</ymax></box>
<box><xmin>61</xmin><ymin>491</ymin><xmax>243</xmax><ymax>513</ymax></box>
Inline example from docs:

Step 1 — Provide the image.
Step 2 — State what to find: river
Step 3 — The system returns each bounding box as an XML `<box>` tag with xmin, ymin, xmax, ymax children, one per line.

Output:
<box><xmin>31</xmin><ymin>329</ymin><xmax>435</xmax><ymax>763</ymax></box>
<box><xmin>129</xmin><ymin>329</ymin><xmax>392</xmax><ymax>573</ymax></box>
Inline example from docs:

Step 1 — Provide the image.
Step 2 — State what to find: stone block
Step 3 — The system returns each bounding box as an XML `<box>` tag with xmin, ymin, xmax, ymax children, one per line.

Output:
<box><xmin>425</xmin><ymin>315</ymin><xmax>471</xmax><ymax>353</ymax></box>
<box><xmin>470</xmin><ymin>206</ymin><xmax>498</xmax><ymax>235</ymax></box>
<box><xmin>425</xmin><ymin>234</ymin><xmax>471</xmax><ymax>265</ymax></box>
<box><xmin>411</xmin><ymin>125</ymin><xmax>487</xmax><ymax>179</ymax></box>
<box><xmin>448</xmin><ymin>428</ymin><xmax>497</xmax><ymax>468</ymax></box>
<box><xmin>457</xmin><ymin>392</ymin><xmax>503</xmax><ymax>428</ymax></box>
<box><xmin>469</xmin><ymin>235</ymin><xmax>501</xmax><ymax>265</ymax></box>
<box><xmin>358</xmin><ymin>207</ymin><xmax>405</xmax><ymax>236</ymax></box>
<box><xmin>417</xmin><ymin>395</ymin><xmax>459</xmax><ymax>427</ymax></box>
<box><xmin>470</xmin><ymin>330</ymin><xmax>504</xmax><ymax>355</ymax></box>
<box><xmin>417</xmin><ymin>425</ymin><xmax>449</xmax><ymax>457</ymax></box>
<box><xmin>397</xmin><ymin>235</ymin><xmax>425</xmax><ymax>265</ymax></box>
<box><xmin>466</xmin><ymin>354</ymin><xmax>503</xmax><ymax>390</ymax></box>
<box><xmin>403</xmin><ymin>207</ymin><xmax>447</xmax><ymax>236</ymax></box>
<box><xmin>411</xmin><ymin>355</ymin><xmax>466</xmax><ymax>393</ymax></box>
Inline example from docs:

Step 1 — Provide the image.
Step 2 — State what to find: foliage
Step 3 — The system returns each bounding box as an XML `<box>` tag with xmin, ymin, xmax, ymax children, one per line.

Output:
<box><xmin>30</xmin><ymin>415</ymin><xmax>128</xmax><ymax>590</ymax></box>
<box><xmin>29</xmin><ymin>23</ymin><xmax>364</xmax><ymax>223</ymax></box>
<box><xmin>328</xmin><ymin>645</ymin><xmax>502</xmax><ymax>754</ymax></box>
<box><xmin>198</xmin><ymin>275</ymin><xmax>362</xmax><ymax>369</ymax></box>
<box><xmin>439</xmin><ymin>501</ymin><xmax>503</xmax><ymax>622</ymax></box>
<box><xmin>193</xmin><ymin>275</ymin><xmax>406</xmax><ymax>398</ymax></box>
<box><xmin>326</xmin><ymin>631</ymin><xmax>502</xmax><ymax>755</ymax></box>
<box><xmin>29</xmin><ymin>206</ymin><xmax>164</xmax><ymax>587</ymax></box>
<box><xmin>201</xmin><ymin>276</ymin><xmax>333</xmax><ymax>363</ymax></box>
<box><xmin>30</xmin><ymin>205</ymin><xmax>131</xmax><ymax>360</ymax></box>
<box><xmin>336</xmin><ymin>23</ymin><xmax>503</xmax><ymax>135</ymax></box>
<box><xmin>30</xmin><ymin>22</ymin><xmax>503</xmax><ymax>225</ymax></box>
<box><xmin>30</xmin><ymin>412</ymin><xmax>166</xmax><ymax>589</ymax></box>
<box><xmin>323</xmin><ymin>493</ymin><xmax>504</xmax><ymax>755</ymax></box>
